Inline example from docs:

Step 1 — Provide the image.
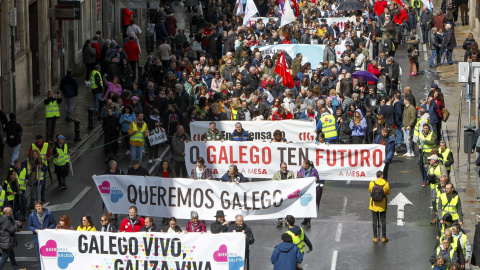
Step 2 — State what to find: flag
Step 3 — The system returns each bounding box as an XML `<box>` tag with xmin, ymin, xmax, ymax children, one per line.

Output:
<box><xmin>291</xmin><ymin>0</ymin><xmax>299</xmax><ymax>17</ymax></box>
<box><xmin>280</xmin><ymin>0</ymin><xmax>295</xmax><ymax>28</ymax></box>
<box><xmin>274</xmin><ymin>51</ymin><xmax>294</xmax><ymax>88</ymax></box>
<box><xmin>393</xmin><ymin>0</ymin><xmax>406</xmax><ymax>9</ymax></box>
<box><xmin>235</xmin><ymin>0</ymin><xmax>244</xmax><ymax>16</ymax></box>
<box><xmin>421</xmin><ymin>0</ymin><xmax>433</xmax><ymax>11</ymax></box>
<box><xmin>243</xmin><ymin>0</ymin><xmax>258</xmax><ymax>26</ymax></box>
<box><xmin>278</xmin><ymin>0</ymin><xmax>286</xmax><ymax>17</ymax></box>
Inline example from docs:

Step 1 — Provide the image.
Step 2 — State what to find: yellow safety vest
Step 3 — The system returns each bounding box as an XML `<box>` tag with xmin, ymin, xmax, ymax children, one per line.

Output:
<box><xmin>3</xmin><ymin>181</ymin><xmax>14</xmax><ymax>202</ymax></box>
<box><xmin>414</xmin><ymin>118</ymin><xmax>429</xmax><ymax>138</ymax></box>
<box><xmin>10</xmin><ymin>167</ymin><xmax>27</xmax><ymax>191</ymax></box>
<box><xmin>438</xmin><ymin>236</ymin><xmax>459</xmax><ymax>251</ymax></box>
<box><xmin>31</xmin><ymin>142</ymin><xmax>49</xmax><ymax>164</ymax></box>
<box><xmin>419</xmin><ymin>131</ymin><xmax>435</xmax><ymax>153</ymax></box>
<box><xmin>435</xmin><ymin>186</ymin><xmax>446</xmax><ymax>207</ymax></box>
<box><xmin>54</xmin><ymin>144</ymin><xmax>70</xmax><ymax>166</ymax></box>
<box><xmin>456</xmin><ymin>234</ymin><xmax>467</xmax><ymax>256</ymax></box>
<box><xmin>0</xmin><ymin>190</ymin><xmax>5</xmax><ymax>215</ymax></box>
<box><xmin>428</xmin><ymin>165</ymin><xmax>442</xmax><ymax>190</ymax></box>
<box><xmin>286</xmin><ymin>227</ymin><xmax>306</xmax><ymax>253</ymax></box>
<box><xmin>440</xmin><ymin>193</ymin><xmax>460</xmax><ymax>221</ymax></box>
<box><xmin>433</xmin><ymin>247</ymin><xmax>455</xmax><ymax>268</ymax></box>
<box><xmin>320</xmin><ymin>114</ymin><xmax>338</xmax><ymax>139</ymax></box>
<box><xmin>90</xmin><ymin>70</ymin><xmax>103</xmax><ymax>89</ymax></box>
<box><xmin>45</xmin><ymin>100</ymin><xmax>60</xmax><ymax>118</ymax></box>
<box><xmin>439</xmin><ymin>148</ymin><xmax>452</xmax><ymax>170</ymax></box>
<box><xmin>130</xmin><ymin>121</ymin><xmax>147</xmax><ymax>143</ymax></box>
<box><xmin>25</xmin><ymin>161</ymin><xmax>46</xmax><ymax>183</ymax></box>
<box><xmin>231</xmin><ymin>108</ymin><xmax>238</xmax><ymax>120</ymax></box>
<box><xmin>411</xmin><ymin>0</ymin><xmax>422</xmax><ymax>8</ymax></box>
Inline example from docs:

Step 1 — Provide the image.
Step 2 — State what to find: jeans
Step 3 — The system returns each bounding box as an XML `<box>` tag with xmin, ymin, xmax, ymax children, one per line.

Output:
<box><xmin>395</xmin><ymin>127</ymin><xmax>403</xmax><ymax>147</ymax></box>
<box><xmin>93</xmin><ymin>93</ymin><xmax>101</xmax><ymax>113</ymax></box>
<box><xmin>7</xmin><ymin>144</ymin><xmax>20</xmax><ymax>165</ymax></box>
<box><xmin>431</xmin><ymin>123</ymin><xmax>439</xmax><ymax>142</ymax></box>
<box><xmin>64</xmin><ymin>97</ymin><xmax>76</xmax><ymax>120</ymax></box>
<box><xmin>46</xmin><ymin>117</ymin><xmax>57</xmax><ymax>142</ymax></box>
<box><xmin>403</xmin><ymin>129</ymin><xmax>412</xmax><ymax>154</ymax></box>
<box><xmin>446</xmin><ymin>49</ymin><xmax>453</xmax><ymax>65</ymax></box>
<box><xmin>130</xmin><ymin>145</ymin><xmax>143</xmax><ymax>164</ymax></box>
<box><xmin>34</xmin><ymin>240</ymin><xmax>41</xmax><ymax>270</ymax></box>
<box><xmin>0</xmin><ymin>248</ymin><xmax>19</xmax><ymax>270</ymax></box>
<box><xmin>430</xmin><ymin>49</ymin><xmax>441</xmax><ymax>66</ymax></box>
<box><xmin>372</xmin><ymin>210</ymin><xmax>387</xmax><ymax>238</ymax></box>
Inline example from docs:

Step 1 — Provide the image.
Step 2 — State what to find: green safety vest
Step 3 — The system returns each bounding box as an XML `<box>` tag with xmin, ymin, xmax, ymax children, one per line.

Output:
<box><xmin>0</xmin><ymin>190</ymin><xmax>5</xmax><ymax>215</ymax></box>
<box><xmin>286</xmin><ymin>227</ymin><xmax>306</xmax><ymax>253</ymax></box>
<box><xmin>411</xmin><ymin>0</ymin><xmax>422</xmax><ymax>8</ymax></box>
<box><xmin>414</xmin><ymin>118</ymin><xmax>429</xmax><ymax>138</ymax></box>
<box><xmin>90</xmin><ymin>70</ymin><xmax>103</xmax><ymax>89</ymax></box>
<box><xmin>31</xmin><ymin>142</ymin><xmax>49</xmax><ymax>164</ymax></box>
<box><xmin>439</xmin><ymin>148</ymin><xmax>452</xmax><ymax>170</ymax></box>
<box><xmin>419</xmin><ymin>131</ymin><xmax>435</xmax><ymax>153</ymax></box>
<box><xmin>231</xmin><ymin>108</ymin><xmax>238</xmax><ymax>120</ymax></box>
<box><xmin>320</xmin><ymin>114</ymin><xmax>338</xmax><ymax>139</ymax></box>
<box><xmin>3</xmin><ymin>181</ymin><xmax>14</xmax><ymax>202</ymax></box>
<box><xmin>54</xmin><ymin>143</ymin><xmax>70</xmax><ymax>166</ymax></box>
<box><xmin>130</xmin><ymin>121</ymin><xmax>147</xmax><ymax>143</ymax></box>
<box><xmin>435</xmin><ymin>186</ymin><xmax>446</xmax><ymax>207</ymax></box>
<box><xmin>45</xmin><ymin>100</ymin><xmax>60</xmax><ymax>118</ymax></box>
<box><xmin>428</xmin><ymin>165</ymin><xmax>442</xmax><ymax>190</ymax></box>
<box><xmin>10</xmin><ymin>167</ymin><xmax>26</xmax><ymax>191</ymax></box>
<box><xmin>440</xmin><ymin>193</ymin><xmax>460</xmax><ymax>221</ymax></box>
<box><xmin>25</xmin><ymin>160</ymin><xmax>46</xmax><ymax>183</ymax></box>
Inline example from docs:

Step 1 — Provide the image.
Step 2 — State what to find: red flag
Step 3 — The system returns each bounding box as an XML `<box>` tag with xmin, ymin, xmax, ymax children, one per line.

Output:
<box><xmin>393</xmin><ymin>0</ymin><xmax>406</xmax><ymax>9</ymax></box>
<box><xmin>291</xmin><ymin>0</ymin><xmax>299</xmax><ymax>16</ymax></box>
<box><xmin>274</xmin><ymin>51</ymin><xmax>294</xmax><ymax>88</ymax></box>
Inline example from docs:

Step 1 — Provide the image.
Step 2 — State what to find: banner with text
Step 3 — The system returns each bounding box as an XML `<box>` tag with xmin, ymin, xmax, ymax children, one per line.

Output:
<box><xmin>257</xmin><ymin>44</ymin><xmax>325</xmax><ymax>67</ymax></box>
<box><xmin>185</xmin><ymin>141</ymin><xmax>385</xmax><ymax>180</ymax></box>
<box><xmin>189</xmin><ymin>120</ymin><xmax>316</xmax><ymax>142</ymax></box>
<box><xmin>38</xmin><ymin>230</ymin><xmax>245</xmax><ymax>270</ymax></box>
<box><xmin>93</xmin><ymin>176</ymin><xmax>317</xmax><ymax>220</ymax></box>
<box><xmin>148</xmin><ymin>126</ymin><xmax>168</xmax><ymax>146</ymax></box>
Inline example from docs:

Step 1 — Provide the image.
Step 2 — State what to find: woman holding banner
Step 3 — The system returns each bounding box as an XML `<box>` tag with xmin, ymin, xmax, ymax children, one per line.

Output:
<box><xmin>190</xmin><ymin>157</ymin><xmax>212</xmax><ymax>180</ymax></box>
<box><xmin>297</xmin><ymin>160</ymin><xmax>321</xmax><ymax>228</ymax></box>
<box><xmin>221</xmin><ymin>165</ymin><xmax>247</xmax><ymax>183</ymax></box>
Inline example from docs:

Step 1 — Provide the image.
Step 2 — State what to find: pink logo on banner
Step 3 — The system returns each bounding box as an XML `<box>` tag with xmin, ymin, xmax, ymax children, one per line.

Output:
<box><xmin>287</xmin><ymin>189</ymin><xmax>300</xmax><ymax>199</ymax></box>
<box><xmin>213</xmin><ymin>244</ymin><xmax>228</xmax><ymax>262</ymax></box>
<box><xmin>40</xmin><ymin>240</ymin><xmax>57</xmax><ymax>257</ymax></box>
<box><xmin>98</xmin><ymin>181</ymin><xmax>111</xmax><ymax>194</ymax></box>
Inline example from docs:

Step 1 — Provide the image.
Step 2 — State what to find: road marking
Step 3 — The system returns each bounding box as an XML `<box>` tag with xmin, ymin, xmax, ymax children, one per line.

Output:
<box><xmin>46</xmin><ymin>187</ymin><xmax>91</xmax><ymax>212</ymax></box>
<box><xmin>16</xmin><ymin>257</ymin><xmax>37</xmax><ymax>261</ymax></box>
<box><xmin>335</xmin><ymin>223</ymin><xmax>342</xmax><ymax>242</ymax></box>
<box><xmin>149</xmin><ymin>146</ymin><xmax>171</xmax><ymax>175</ymax></box>
<box><xmin>341</xmin><ymin>196</ymin><xmax>348</xmax><ymax>214</ymax></box>
<box><xmin>388</xmin><ymin>192</ymin><xmax>413</xmax><ymax>226</ymax></box>
<box><xmin>25</xmin><ymin>241</ymin><xmax>34</xmax><ymax>249</ymax></box>
<box><xmin>331</xmin><ymin>250</ymin><xmax>338</xmax><ymax>270</ymax></box>
<box><xmin>346</xmin><ymin>180</ymin><xmax>350</xmax><ymax>185</ymax></box>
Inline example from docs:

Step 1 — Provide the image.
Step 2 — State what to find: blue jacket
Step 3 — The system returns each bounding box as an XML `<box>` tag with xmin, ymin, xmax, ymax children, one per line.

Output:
<box><xmin>297</xmin><ymin>167</ymin><xmax>320</xmax><ymax>183</ymax></box>
<box><xmin>270</xmin><ymin>242</ymin><xmax>303</xmax><ymax>270</ymax></box>
<box><xmin>373</xmin><ymin>134</ymin><xmax>395</xmax><ymax>164</ymax></box>
<box><xmin>349</xmin><ymin>109</ymin><xmax>367</xmax><ymax>137</ymax></box>
<box><xmin>230</xmin><ymin>129</ymin><xmax>251</xmax><ymax>141</ymax></box>
<box><xmin>28</xmin><ymin>209</ymin><xmax>56</xmax><ymax>241</ymax></box>
<box><xmin>220</xmin><ymin>172</ymin><xmax>247</xmax><ymax>183</ymax></box>
<box><xmin>422</xmin><ymin>101</ymin><xmax>439</xmax><ymax>124</ymax></box>
<box><xmin>119</xmin><ymin>113</ymin><xmax>136</xmax><ymax>133</ymax></box>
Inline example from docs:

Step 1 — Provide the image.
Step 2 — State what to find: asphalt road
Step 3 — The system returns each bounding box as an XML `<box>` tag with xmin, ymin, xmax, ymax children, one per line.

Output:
<box><xmin>7</xmin><ymin>41</ymin><xmax>441</xmax><ymax>270</ymax></box>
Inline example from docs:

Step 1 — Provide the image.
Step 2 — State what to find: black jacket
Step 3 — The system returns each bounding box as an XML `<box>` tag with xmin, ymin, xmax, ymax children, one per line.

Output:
<box><xmin>102</xmin><ymin>114</ymin><xmax>120</xmax><ymax>137</ymax></box>
<box><xmin>228</xmin><ymin>223</ymin><xmax>255</xmax><ymax>246</ymax></box>
<box><xmin>250</xmin><ymin>102</ymin><xmax>270</xmax><ymax>120</ymax></box>
<box><xmin>127</xmin><ymin>166</ymin><xmax>150</xmax><ymax>176</ymax></box>
<box><xmin>236</xmin><ymin>107</ymin><xmax>253</xmax><ymax>121</ymax></box>
<box><xmin>471</xmin><ymin>222</ymin><xmax>480</xmax><ymax>265</ymax></box>
<box><xmin>211</xmin><ymin>220</ymin><xmax>229</xmax><ymax>234</ymax></box>
<box><xmin>59</xmin><ymin>74</ymin><xmax>79</xmax><ymax>98</ymax></box>
<box><xmin>159</xmin><ymin>224</ymin><xmax>182</xmax><ymax>232</ymax></box>
<box><xmin>140</xmin><ymin>224</ymin><xmax>160</xmax><ymax>232</ymax></box>
<box><xmin>175</xmin><ymin>90</ymin><xmax>191</xmax><ymax>112</ymax></box>
<box><xmin>0</xmin><ymin>215</ymin><xmax>20</xmax><ymax>249</ymax></box>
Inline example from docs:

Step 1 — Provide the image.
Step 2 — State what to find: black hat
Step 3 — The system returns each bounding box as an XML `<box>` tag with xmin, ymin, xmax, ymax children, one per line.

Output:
<box><xmin>214</xmin><ymin>210</ymin><xmax>225</xmax><ymax>217</ymax></box>
<box><xmin>281</xmin><ymin>233</ymin><xmax>293</xmax><ymax>243</ymax></box>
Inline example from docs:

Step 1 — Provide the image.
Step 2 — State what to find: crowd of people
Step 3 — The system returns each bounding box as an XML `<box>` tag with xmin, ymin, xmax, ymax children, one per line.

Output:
<box><xmin>0</xmin><ymin>0</ymin><xmax>478</xmax><ymax>268</ymax></box>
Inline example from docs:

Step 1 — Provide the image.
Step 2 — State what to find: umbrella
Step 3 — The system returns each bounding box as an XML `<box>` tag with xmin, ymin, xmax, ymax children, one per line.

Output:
<box><xmin>337</xmin><ymin>0</ymin><xmax>365</xmax><ymax>11</ymax></box>
<box><xmin>352</xmin><ymin>70</ymin><xmax>379</xmax><ymax>83</ymax></box>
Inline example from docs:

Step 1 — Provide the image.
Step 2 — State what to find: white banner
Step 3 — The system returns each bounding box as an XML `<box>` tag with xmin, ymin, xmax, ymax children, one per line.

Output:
<box><xmin>38</xmin><ymin>230</ymin><xmax>246</xmax><ymax>270</ymax></box>
<box><xmin>189</xmin><ymin>120</ymin><xmax>316</xmax><ymax>142</ymax></box>
<box><xmin>148</xmin><ymin>126</ymin><xmax>167</xmax><ymax>146</ymax></box>
<box><xmin>186</xmin><ymin>141</ymin><xmax>385</xmax><ymax>180</ymax></box>
<box><xmin>93</xmin><ymin>176</ymin><xmax>318</xmax><ymax>220</ymax></box>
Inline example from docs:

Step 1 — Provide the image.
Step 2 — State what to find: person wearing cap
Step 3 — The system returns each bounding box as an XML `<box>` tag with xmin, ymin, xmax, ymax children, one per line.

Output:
<box><xmin>271</xmin><ymin>232</ymin><xmax>303</xmax><ymax>270</ymax></box>
<box><xmin>52</xmin><ymin>135</ymin><xmax>71</xmax><ymax>190</ymax></box>
<box><xmin>127</xmin><ymin>159</ymin><xmax>149</xmax><ymax>176</ymax></box>
<box><xmin>185</xmin><ymin>211</ymin><xmax>206</xmax><ymax>233</ymax></box>
<box><xmin>438</xmin><ymin>183</ymin><xmax>463</xmax><ymax>226</ymax></box>
<box><xmin>211</xmin><ymin>210</ymin><xmax>229</xmax><ymax>234</ymax></box>
<box><xmin>203</xmin><ymin>122</ymin><xmax>224</xmax><ymax>142</ymax></box>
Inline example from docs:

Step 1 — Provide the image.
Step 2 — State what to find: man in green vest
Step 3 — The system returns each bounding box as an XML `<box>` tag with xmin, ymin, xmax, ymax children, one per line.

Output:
<box><xmin>419</xmin><ymin>123</ymin><xmax>436</xmax><ymax>187</ymax></box>
<box><xmin>438</xmin><ymin>140</ymin><xmax>454</xmax><ymax>177</ymax></box>
<box><xmin>44</xmin><ymin>91</ymin><xmax>62</xmax><ymax>143</ymax></box>
<box><xmin>315</xmin><ymin>108</ymin><xmax>338</xmax><ymax>144</ymax></box>
<box><xmin>438</xmin><ymin>183</ymin><xmax>463</xmax><ymax>226</ymax></box>
<box><xmin>53</xmin><ymin>135</ymin><xmax>71</xmax><ymax>190</ymax></box>
<box><xmin>91</xmin><ymin>64</ymin><xmax>103</xmax><ymax>114</ymax></box>
<box><xmin>432</xmin><ymin>175</ymin><xmax>448</xmax><ymax>225</ymax></box>
<box><xmin>285</xmin><ymin>215</ymin><xmax>312</xmax><ymax>270</ymax></box>
<box><xmin>10</xmin><ymin>160</ymin><xmax>26</xmax><ymax>220</ymax></box>
<box><xmin>128</xmin><ymin>112</ymin><xmax>148</xmax><ymax>164</ymax></box>
<box><xmin>452</xmin><ymin>223</ymin><xmax>471</xmax><ymax>264</ymax></box>
<box><xmin>29</xmin><ymin>135</ymin><xmax>50</xmax><ymax>164</ymax></box>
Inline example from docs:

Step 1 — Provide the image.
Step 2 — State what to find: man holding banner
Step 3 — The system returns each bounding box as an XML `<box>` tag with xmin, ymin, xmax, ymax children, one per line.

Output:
<box><xmin>228</xmin><ymin>215</ymin><xmax>254</xmax><ymax>270</ymax></box>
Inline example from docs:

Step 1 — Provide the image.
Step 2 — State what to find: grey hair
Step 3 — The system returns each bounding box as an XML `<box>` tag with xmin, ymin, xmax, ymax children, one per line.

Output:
<box><xmin>235</xmin><ymin>214</ymin><xmax>243</xmax><ymax>220</ymax></box>
<box><xmin>249</xmin><ymin>66</ymin><xmax>256</xmax><ymax>72</ymax></box>
<box><xmin>235</xmin><ymin>122</ymin><xmax>242</xmax><ymax>127</ymax></box>
<box><xmin>352</xmin><ymin>93</ymin><xmax>359</xmax><ymax>99</ymax></box>
<box><xmin>191</xmin><ymin>211</ymin><xmax>199</xmax><ymax>218</ymax></box>
<box><xmin>175</xmin><ymin>84</ymin><xmax>183</xmax><ymax>90</ymax></box>
<box><xmin>109</xmin><ymin>160</ymin><xmax>117</xmax><ymax>167</ymax></box>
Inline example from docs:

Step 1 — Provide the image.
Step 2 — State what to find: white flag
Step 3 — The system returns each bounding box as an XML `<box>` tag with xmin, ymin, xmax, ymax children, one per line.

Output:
<box><xmin>280</xmin><ymin>0</ymin><xmax>295</xmax><ymax>28</ymax></box>
<box><xmin>243</xmin><ymin>0</ymin><xmax>258</xmax><ymax>26</ymax></box>
<box><xmin>236</xmin><ymin>0</ymin><xmax>244</xmax><ymax>16</ymax></box>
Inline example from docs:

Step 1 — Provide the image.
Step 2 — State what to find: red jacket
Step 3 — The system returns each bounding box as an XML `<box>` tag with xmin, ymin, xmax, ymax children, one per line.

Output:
<box><xmin>367</xmin><ymin>64</ymin><xmax>381</xmax><ymax>85</ymax></box>
<box><xmin>393</xmin><ymin>10</ymin><xmax>408</xmax><ymax>25</ymax></box>
<box><xmin>124</xmin><ymin>40</ymin><xmax>140</xmax><ymax>61</ymax></box>
<box><xmin>120</xmin><ymin>217</ymin><xmax>145</xmax><ymax>232</ymax></box>
<box><xmin>272</xmin><ymin>111</ymin><xmax>293</xmax><ymax>120</ymax></box>
<box><xmin>122</xmin><ymin>8</ymin><xmax>133</xmax><ymax>26</ymax></box>
<box><xmin>91</xmin><ymin>42</ymin><xmax>101</xmax><ymax>59</ymax></box>
<box><xmin>374</xmin><ymin>0</ymin><xmax>388</xmax><ymax>17</ymax></box>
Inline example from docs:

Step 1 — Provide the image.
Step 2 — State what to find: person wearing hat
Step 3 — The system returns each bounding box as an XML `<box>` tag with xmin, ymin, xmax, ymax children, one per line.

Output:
<box><xmin>126</xmin><ymin>159</ymin><xmax>149</xmax><ymax>176</ymax></box>
<box><xmin>211</xmin><ymin>210</ymin><xmax>229</xmax><ymax>234</ymax></box>
<box><xmin>271</xmin><ymin>232</ymin><xmax>303</xmax><ymax>270</ymax></box>
<box><xmin>52</xmin><ymin>135</ymin><xmax>71</xmax><ymax>189</ymax></box>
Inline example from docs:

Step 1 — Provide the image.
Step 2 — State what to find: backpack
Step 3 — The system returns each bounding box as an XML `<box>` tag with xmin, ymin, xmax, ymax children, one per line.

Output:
<box><xmin>5</xmin><ymin>122</ymin><xmax>21</xmax><ymax>147</ymax></box>
<box><xmin>371</xmin><ymin>182</ymin><xmax>385</xmax><ymax>202</ymax></box>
